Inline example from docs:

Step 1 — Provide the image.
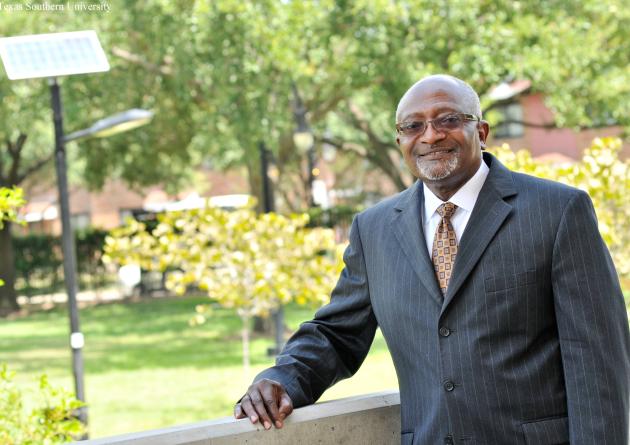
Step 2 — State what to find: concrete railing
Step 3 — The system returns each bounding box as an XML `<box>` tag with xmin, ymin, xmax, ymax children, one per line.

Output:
<box><xmin>73</xmin><ymin>390</ymin><xmax>401</xmax><ymax>445</ymax></box>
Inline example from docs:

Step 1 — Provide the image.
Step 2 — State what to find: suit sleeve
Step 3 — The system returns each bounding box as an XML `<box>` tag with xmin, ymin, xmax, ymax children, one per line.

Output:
<box><xmin>255</xmin><ymin>214</ymin><xmax>378</xmax><ymax>407</ymax></box>
<box><xmin>552</xmin><ymin>190</ymin><xmax>630</xmax><ymax>444</ymax></box>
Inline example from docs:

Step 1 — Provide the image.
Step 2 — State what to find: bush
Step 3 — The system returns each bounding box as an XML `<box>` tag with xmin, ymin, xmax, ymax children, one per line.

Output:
<box><xmin>75</xmin><ymin>228</ymin><xmax>111</xmax><ymax>290</ymax></box>
<box><xmin>13</xmin><ymin>228</ymin><xmax>112</xmax><ymax>296</ymax></box>
<box><xmin>0</xmin><ymin>187</ymin><xmax>25</xmax><ymax>288</ymax></box>
<box><xmin>13</xmin><ymin>234</ymin><xmax>62</xmax><ymax>296</ymax></box>
<box><xmin>306</xmin><ymin>204</ymin><xmax>361</xmax><ymax>229</ymax></box>
<box><xmin>0</xmin><ymin>187</ymin><xmax>25</xmax><ymax>229</ymax></box>
<box><xmin>0</xmin><ymin>364</ymin><xmax>85</xmax><ymax>444</ymax></box>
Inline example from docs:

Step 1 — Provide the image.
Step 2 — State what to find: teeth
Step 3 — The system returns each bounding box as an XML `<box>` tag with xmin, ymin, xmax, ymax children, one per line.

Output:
<box><xmin>420</xmin><ymin>149</ymin><xmax>452</xmax><ymax>156</ymax></box>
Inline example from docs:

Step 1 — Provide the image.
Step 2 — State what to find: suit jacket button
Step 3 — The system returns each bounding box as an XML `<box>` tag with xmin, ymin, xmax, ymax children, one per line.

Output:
<box><xmin>444</xmin><ymin>381</ymin><xmax>455</xmax><ymax>392</ymax></box>
<box><xmin>439</xmin><ymin>326</ymin><xmax>451</xmax><ymax>337</ymax></box>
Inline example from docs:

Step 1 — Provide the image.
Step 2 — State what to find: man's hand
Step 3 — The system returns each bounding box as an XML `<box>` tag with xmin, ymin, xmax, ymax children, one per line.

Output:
<box><xmin>234</xmin><ymin>379</ymin><xmax>294</xmax><ymax>430</ymax></box>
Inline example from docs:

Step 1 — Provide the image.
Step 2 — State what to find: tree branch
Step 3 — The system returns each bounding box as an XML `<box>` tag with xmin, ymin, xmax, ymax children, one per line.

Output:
<box><xmin>7</xmin><ymin>133</ymin><xmax>27</xmax><ymax>185</ymax></box>
<box><xmin>343</xmin><ymin>103</ymin><xmax>409</xmax><ymax>191</ymax></box>
<box><xmin>276</xmin><ymin>180</ymin><xmax>299</xmax><ymax>213</ymax></box>
<box><xmin>318</xmin><ymin>136</ymin><xmax>367</xmax><ymax>157</ymax></box>
<box><xmin>15</xmin><ymin>153</ymin><xmax>54</xmax><ymax>185</ymax></box>
<box><xmin>111</xmin><ymin>46</ymin><xmax>173</xmax><ymax>75</ymax></box>
<box><xmin>308</xmin><ymin>91</ymin><xmax>346</xmax><ymax>124</ymax></box>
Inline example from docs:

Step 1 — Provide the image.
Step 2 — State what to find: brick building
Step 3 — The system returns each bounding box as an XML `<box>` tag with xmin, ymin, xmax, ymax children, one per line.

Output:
<box><xmin>18</xmin><ymin>169</ymin><xmax>248</xmax><ymax>235</ymax></box>
<box><xmin>487</xmin><ymin>80</ymin><xmax>629</xmax><ymax>159</ymax></box>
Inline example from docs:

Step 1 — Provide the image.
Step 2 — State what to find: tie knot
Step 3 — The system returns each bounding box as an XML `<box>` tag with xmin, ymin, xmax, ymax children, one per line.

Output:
<box><xmin>437</xmin><ymin>202</ymin><xmax>458</xmax><ymax>219</ymax></box>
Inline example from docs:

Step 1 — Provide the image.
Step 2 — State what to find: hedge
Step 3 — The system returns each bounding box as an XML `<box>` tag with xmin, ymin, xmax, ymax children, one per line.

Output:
<box><xmin>12</xmin><ymin>228</ymin><xmax>111</xmax><ymax>297</ymax></box>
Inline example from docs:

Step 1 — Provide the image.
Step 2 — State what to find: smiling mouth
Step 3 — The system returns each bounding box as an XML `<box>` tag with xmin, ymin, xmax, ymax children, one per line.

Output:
<box><xmin>418</xmin><ymin>148</ymin><xmax>457</xmax><ymax>159</ymax></box>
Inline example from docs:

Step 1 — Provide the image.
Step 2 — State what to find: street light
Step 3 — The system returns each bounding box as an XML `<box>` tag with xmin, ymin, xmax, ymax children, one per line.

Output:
<box><xmin>258</xmin><ymin>141</ymin><xmax>285</xmax><ymax>356</ymax></box>
<box><xmin>292</xmin><ymin>130</ymin><xmax>314</xmax><ymax>154</ymax></box>
<box><xmin>258</xmin><ymin>141</ymin><xmax>275</xmax><ymax>215</ymax></box>
<box><xmin>54</xmin><ymin>93</ymin><xmax>154</xmax><ymax>427</ymax></box>
<box><xmin>65</xmin><ymin>108</ymin><xmax>154</xmax><ymax>142</ymax></box>
<box><xmin>263</xmin><ymin>83</ymin><xmax>320</xmax><ymax>356</ymax></box>
<box><xmin>51</xmin><ymin>80</ymin><xmax>153</xmax><ymax>430</ymax></box>
<box><xmin>0</xmin><ymin>31</ymin><xmax>153</xmax><ymax>432</ymax></box>
<box><xmin>292</xmin><ymin>83</ymin><xmax>317</xmax><ymax>208</ymax></box>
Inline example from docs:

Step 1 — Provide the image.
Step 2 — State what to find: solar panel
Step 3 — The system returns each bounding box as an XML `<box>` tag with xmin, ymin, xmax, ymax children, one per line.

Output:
<box><xmin>0</xmin><ymin>30</ymin><xmax>109</xmax><ymax>80</ymax></box>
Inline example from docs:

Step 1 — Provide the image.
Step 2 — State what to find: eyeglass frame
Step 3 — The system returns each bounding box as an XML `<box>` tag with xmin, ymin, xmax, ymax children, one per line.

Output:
<box><xmin>395</xmin><ymin>112</ymin><xmax>480</xmax><ymax>136</ymax></box>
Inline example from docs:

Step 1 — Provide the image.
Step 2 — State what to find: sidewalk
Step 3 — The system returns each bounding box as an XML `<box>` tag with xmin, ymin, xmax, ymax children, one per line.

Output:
<box><xmin>17</xmin><ymin>286</ymin><xmax>126</xmax><ymax>307</ymax></box>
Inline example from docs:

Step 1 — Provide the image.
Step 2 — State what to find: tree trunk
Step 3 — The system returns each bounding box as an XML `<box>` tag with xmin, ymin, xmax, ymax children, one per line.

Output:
<box><xmin>0</xmin><ymin>221</ymin><xmax>19</xmax><ymax>316</ymax></box>
<box><xmin>246</xmin><ymin>156</ymin><xmax>264</xmax><ymax>214</ymax></box>
<box><xmin>246</xmin><ymin>153</ymin><xmax>276</xmax><ymax>334</ymax></box>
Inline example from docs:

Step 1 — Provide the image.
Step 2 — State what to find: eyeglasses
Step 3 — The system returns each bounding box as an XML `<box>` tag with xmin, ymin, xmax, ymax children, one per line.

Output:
<box><xmin>396</xmin><ymin>113</ymin><xmax>480</xmax><ymax>137</ymax></box>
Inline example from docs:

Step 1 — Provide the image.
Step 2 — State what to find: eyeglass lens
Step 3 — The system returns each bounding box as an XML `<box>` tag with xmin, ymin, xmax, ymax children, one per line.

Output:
<box><xmin>400</xmin><ymin>114</ymin><xmax>464</xmax><ymax>135</ymax></box>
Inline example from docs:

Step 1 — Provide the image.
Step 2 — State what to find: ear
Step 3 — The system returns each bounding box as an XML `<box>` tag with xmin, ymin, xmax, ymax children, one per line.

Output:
<box><xmin>478</xmin><ymin>120</ymin><xmax>490</xmax><ymax>149</ymax></box>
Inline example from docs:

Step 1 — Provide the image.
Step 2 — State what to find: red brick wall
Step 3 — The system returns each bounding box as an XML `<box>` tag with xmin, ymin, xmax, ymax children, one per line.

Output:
<box><xmin>489</xmin><ymin>93</ymin><xmax>630</xmax><ymax>159</ymax></box>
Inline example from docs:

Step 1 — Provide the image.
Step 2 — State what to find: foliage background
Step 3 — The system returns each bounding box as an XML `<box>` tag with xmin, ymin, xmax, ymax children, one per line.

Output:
<box><xmin>1</xmin><ymin>0</ymin><xmax>629</xmax><ymax>440</ymax></box>
<box><xmin>13</xmin><ymin>228</ymin><xmax>111</xmax><ymax>297</ymax></box>
<box><xmin>2</xmin><ymin>0</ymin><xmax>630</xmax><ymax>308</ymax></box>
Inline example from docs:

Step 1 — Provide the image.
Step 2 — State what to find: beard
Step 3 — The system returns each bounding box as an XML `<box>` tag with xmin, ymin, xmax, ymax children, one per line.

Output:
<box><xmin>415</xmin><ymin>149</ymin><xmax>460</xmax><ymax>181</ymax></box>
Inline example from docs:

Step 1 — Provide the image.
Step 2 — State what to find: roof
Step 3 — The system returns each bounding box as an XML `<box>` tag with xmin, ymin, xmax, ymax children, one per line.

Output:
<box><xmin>488</xmin><ymin>79</ymin><xmax>532</xmax><ymax>101</ymax></box>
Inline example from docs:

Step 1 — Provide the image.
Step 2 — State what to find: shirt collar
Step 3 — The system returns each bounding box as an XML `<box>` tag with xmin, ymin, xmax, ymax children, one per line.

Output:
<box><xmin>423</xmin><ymin>158</ymin><xmax>490</xmax><ymax>221</ymax></box>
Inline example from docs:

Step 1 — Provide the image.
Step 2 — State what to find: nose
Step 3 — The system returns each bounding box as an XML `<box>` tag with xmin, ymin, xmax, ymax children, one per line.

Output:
<box><xmin>419</xmin><ymin>122</ymin><xmax>446</xmax><ymax>145</ymax></box>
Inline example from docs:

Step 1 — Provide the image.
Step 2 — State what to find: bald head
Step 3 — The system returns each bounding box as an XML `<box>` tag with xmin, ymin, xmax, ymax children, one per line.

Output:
<box><xmin>396</xmin><ymin>75</ymin><xmax>482</xmax><ymax>122</ymax></box>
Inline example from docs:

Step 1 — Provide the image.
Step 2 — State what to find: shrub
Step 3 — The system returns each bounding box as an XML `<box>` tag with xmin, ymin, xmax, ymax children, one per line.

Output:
<box><xmin>0</xmin><ymin>364</ymin><xmax>85</xmax><ymax>444</ymax></box>
<box><xmin>13</xmin><ymin>228</ymin><xmax>112</xmax><ymax>296</ymax></box>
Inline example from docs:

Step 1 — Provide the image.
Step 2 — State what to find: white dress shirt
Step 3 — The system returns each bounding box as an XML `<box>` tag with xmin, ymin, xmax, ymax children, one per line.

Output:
<box><xmin>423</xmin><ymin>159</ymin><xmax>490</xmax><ymax>255</ymax></box>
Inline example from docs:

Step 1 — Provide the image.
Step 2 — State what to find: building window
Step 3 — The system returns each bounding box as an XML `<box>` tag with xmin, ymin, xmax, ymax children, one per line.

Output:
<box><xmin>71</xmin><ymin>213</ymin><xmax>91</xmax><ymax>231</ymax></box>
<box><xmin>494</xmin><ymin>102</ymin><xmax>524</xmax><ymax>138</ymax></box>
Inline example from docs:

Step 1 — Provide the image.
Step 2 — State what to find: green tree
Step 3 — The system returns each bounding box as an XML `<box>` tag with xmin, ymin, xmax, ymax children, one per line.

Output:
<box><xmin>194</xmin><ymin>0</ymin><xmax>630</xmax><ymax>200</ymax></box>
<box><xmin>103</xmin><ymin>201</ymin><xmax>344</xmax><ymax>371</ymax></box>
<box><xmin>0</xmin><ymin>1</ymin><xmax>200</xmax><ymax>310</ymax></box>
<box><xmin>3</xmin><ymin>0</ymin><xmax>629</xmax><ymax>310</ymax></box>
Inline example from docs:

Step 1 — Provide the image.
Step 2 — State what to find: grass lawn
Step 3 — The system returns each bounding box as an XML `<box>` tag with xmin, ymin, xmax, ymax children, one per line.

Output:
<box><xmin>0</xmin><ymin>295</ymin><xmax>397</xmax><ymax>439</ymax></box>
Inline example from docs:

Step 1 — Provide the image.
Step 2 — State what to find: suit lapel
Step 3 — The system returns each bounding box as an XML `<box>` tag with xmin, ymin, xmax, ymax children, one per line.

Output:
<box><xmin>442</xmin><ymin>153</ymin><xmax>517</xmax><ymax>310</ymax></box>
<box><xmin>391</xmin><ymin>181</ymin><xmax>444</xmax><ymax>307</ymax></box>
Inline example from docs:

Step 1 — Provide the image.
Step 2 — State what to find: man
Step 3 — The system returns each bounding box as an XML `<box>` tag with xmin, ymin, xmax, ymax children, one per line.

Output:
<box><xmin>234</xmin><ymin>75</ymin><xmax>630</xmax><ymax>444</ymax></box>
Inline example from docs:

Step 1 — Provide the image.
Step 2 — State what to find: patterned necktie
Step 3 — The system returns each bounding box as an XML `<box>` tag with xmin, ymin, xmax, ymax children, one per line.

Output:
<box><xmin>432</xmin><ymin>202</ymin><xmax>458</xmax><ymax>296</ymax></box>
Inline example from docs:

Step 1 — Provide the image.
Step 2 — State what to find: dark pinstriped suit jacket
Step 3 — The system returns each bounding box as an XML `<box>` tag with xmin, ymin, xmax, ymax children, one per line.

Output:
<box><xmin>257</xmin><ymin>152</ymin><xmax>630</xmax><ymax>444</ymax></box>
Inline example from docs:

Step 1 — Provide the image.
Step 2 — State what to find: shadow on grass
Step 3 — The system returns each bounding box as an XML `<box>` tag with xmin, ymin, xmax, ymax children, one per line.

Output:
<box><xmin>1</xmin><ymin>295</ymin><xmax>391</xmax><ymax>376</ymax></box>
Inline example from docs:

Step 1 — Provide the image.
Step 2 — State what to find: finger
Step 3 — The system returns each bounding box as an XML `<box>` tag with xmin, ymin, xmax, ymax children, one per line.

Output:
<box><xmin>239</xmin><ymin>396</ymin><xmax>259</xmax><ymax>424</ymax></box>
<box><xmin>249</xmin><ymin>389</ymin><xmax>273</xmax><ymax>430</ymax></box>
<box><xmin>233</xmin><ymin>403</ymin><xmax>246</xmax><ymax>419</ymax></box>
<box><xmin>278</xmin><ymin>391</ymin><xmax>293</xmax><ymax>420</ymax></box>
<box><xmin>260</xmin><ymin>384</ymin><xmax>282</xmax><ymax>427</ymax></box>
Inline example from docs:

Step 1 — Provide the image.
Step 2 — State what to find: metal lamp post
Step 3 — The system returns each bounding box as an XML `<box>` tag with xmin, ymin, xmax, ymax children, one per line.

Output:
<box><xmin>258</xmin><ymin>141</ymin><xmax>275</xmax><ymax>214</ymax></box>
<box><xmin>292</xmin><ymin>83</ymin><xmax>317</xmax><ymax>208</ymax></box>
<box><xmin>51</xmin><ymin>77</ymin><xmax>153</xmax><ymax>427</ymax></box>
<box><xmin>258</xmin><ymin>141</ymin><xmax>285</xmax><ymax>355</ymax></box>
<box><xmin>1</xmin><ymin>31</ymin><xmax>153</xmax><ymax>432</ymax></box>
<box><xmin>265</xmin><ymin>84</ymin><xmax>319</xmax><ymax>356</ymax></box>
<box><xmin>263</xmin><ymin>82</ymin><xmax>319</xmax><ymax>357</ymax></box>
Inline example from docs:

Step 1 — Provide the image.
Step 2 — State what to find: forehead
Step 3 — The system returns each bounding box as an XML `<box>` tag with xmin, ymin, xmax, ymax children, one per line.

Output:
<box><xmin>397</xmin><ymin>83</ymin><xmax>466</xmax><ymax>121</ymax></box>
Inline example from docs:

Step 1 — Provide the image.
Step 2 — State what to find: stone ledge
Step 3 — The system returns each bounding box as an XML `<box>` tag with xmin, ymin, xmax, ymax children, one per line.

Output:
<box><xmin>73</xmin><ymin>390</ymin><xmax>401</xmax><ymax>445</ymax></box>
